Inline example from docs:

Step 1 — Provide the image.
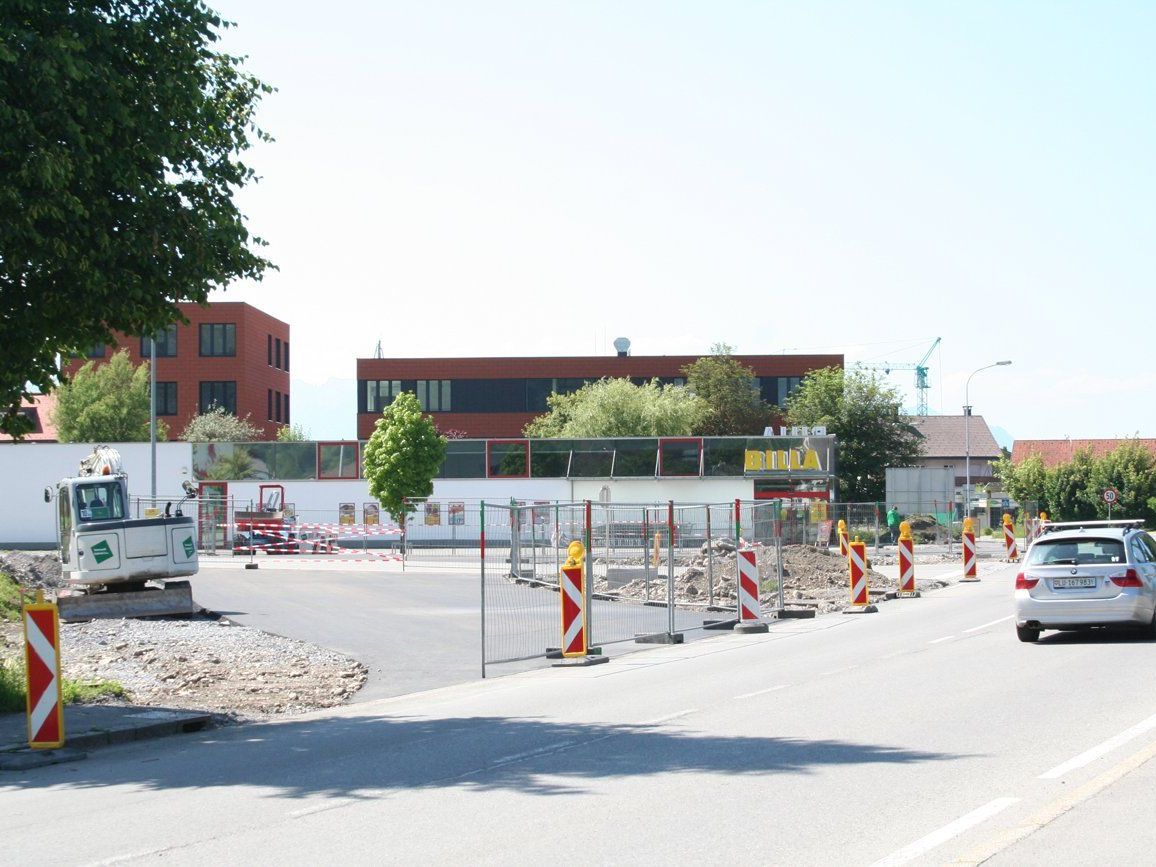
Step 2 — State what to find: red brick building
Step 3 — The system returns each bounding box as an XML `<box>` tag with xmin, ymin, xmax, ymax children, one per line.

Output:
<box><xmin>65</xmin><ymin>301</ymin><xmax>290</xmax><ymax>440</ymax></box>
<box><xmin>356</xmin><ymin>351</ymin><xmax>843</xmax><ymax>439</ymax></box>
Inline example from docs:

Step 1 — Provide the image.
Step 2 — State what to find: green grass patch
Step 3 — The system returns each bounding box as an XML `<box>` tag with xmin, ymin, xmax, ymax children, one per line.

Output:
<box><xmin>0</xmin><ymin>571</ymin><xmax>25</xmax><ymax>622</ymax></box>
<box><xmin>62</xmin><ymin>678</ymin><xmax>126</xmax><ymax>704</ymax></box>
<box><xmin>0</xmin><ymin>659</ymin><xmax>25</xmax><ymax>713</ymax></box>
<box><xmin>2</xmin><ymin>573</ymin><xmax>129</xmax><ymax>712</ymax></box>
<box><xmin>0</xmin><ymin>657</ymin><xmax>126</xmax><ymax>713</ymax></box>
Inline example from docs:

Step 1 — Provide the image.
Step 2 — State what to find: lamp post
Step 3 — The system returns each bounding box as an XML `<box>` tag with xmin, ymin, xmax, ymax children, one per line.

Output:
<box><xmin>964</xmin><ymin>360</ymin><xmax>1012</xmax><ymax>524</ymax></box>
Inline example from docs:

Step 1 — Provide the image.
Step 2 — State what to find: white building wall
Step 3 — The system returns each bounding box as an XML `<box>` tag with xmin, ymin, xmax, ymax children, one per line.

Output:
<box><xmin>1</xmin><ymin>444</ymin><xmax>755</xmax><ymax>546</ymax></box>
<box><xmin>2</xmin><ymin>442</ymin><xmax>194</xmax><ymax>546</ymax></box>
<box><xmin>569</xmin><ymin>478</ymin><xmax>753</xmax><ymax>504</ymax></box>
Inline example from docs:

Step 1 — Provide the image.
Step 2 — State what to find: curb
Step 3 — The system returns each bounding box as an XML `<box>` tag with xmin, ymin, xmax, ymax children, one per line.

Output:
<box><xmin>0</xmin><ymin>709</ymin><xmax>214</xmax><ymax>771</ymax></box>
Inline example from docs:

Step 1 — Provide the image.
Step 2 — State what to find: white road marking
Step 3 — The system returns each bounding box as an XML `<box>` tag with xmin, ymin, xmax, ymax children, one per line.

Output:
<box><xmin>960</xmin><ymin>737</ymin><xmax>1156</xmax><ymax>864</ymax></box>
<box><xmin>963</xmin><ymin>615</ymin><xmax>1013</xmax><ymax>633</ymax></box>
<box><xmin>734</xmin><ymin>684</ymin><xmax>791</xmax><ymax>700</ymax></box>
<box><xmin>817</xmin><ymin>665</ymin><xmax>858</xmax><ymax>677</ymax></box>
<box><xmin>1039</xmin><ymin>710</ymin><xmax>1156</xmax><ymax>779</ymax></box>
<box><xmin>867</xmin><ymin>797</ymin><xmax>1020</xmax><ymax>867</ymax></box>
<box><xmin>642</xmin><ymin>708</ymin><xmax>699</xmax><ymax>725</ymax></box>
<box><xmin>289</xmin><ymin>798</ymin><xmax>356</xmax><ymax>818</ymax></box>
<box><xmin>491</xmin><ymin>741</ymin><xmax>575</xmax><ymax>766</ymax></box>
<box><xmin>928</xmin><ymin>636</ymin><xmax>955</xmax><ymax>644</ymax></box>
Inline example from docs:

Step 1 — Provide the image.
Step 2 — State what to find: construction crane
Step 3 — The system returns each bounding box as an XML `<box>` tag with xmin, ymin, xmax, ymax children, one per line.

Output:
<box><xmin>853</xmin><ymin>337</ymin><xmax>942</xmax><ymax>416</ymax></box>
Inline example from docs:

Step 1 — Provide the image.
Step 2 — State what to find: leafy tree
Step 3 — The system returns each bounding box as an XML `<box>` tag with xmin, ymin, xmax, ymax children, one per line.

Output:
<box><xmin>993</xmin><ymin>453</ymin><xmax>1049</xmax><ymax>513</ymax></box>
<box><xmin>682</xmin><ymin>343</ymin><xmax>772</xmax><ymax>435</ymax></box>
<box><xmin>53</xmin><ymin>350</ymin><xmax>164</xmax><ymax>442</ymax></box>
<box><xmin>523</xmin><ymin>378</ymin><xmax>707</xmax><ymax>438</ymax></box>
<box><xmin>363</xmin><ymin>392</ymin><xmax>447</xmax><ymax>524</ymax></box>
<box><xmin>1088</xmin><ymin>441</ymin><xmax>1156</xmax><ymax>522</ymax></box>
<box><xmin>0</xmin><ymin>1</ymin><xmax>274</xmax><ymax>438</ymax></box>
<box><xmin>1044</xmin><ymin>448</ymin><xmax>1098</xmax><ymax>521</ymax></box>
<box><xmin>785</xmin><ymin>366</ymin><xmax>924</xmax><ymax>501</ymax></box>
<box><xmin>275</xmin><ymin>423</ymin><xmax>310</xmax><ymax>442</ymax></box>
<box><xmin>180</xmin><ymin>407</ymin><xmax>261</xmax><ymax>442</ymax></box>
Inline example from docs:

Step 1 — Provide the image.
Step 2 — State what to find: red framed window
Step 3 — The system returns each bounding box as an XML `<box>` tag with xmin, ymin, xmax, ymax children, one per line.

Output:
<box><xmin>317</xmin><ymin>441</ymin><xmax>360</xmax><ymax>479</ymax></box>
<box><xmin>487</xmin><ymin>439</ymin><xmax>529</xmax><ymax>478</ymax></box>
<box><xmin>658</xmin><ymin>438</ymin><xmax>703</xmax><ymax>477</ymax></box>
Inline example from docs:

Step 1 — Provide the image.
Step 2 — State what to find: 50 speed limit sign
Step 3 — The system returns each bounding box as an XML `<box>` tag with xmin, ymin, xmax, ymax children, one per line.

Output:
<box><xmin>1103</xmin><ymin>488</ymin><xmax>1120</xmax><ymax>505</ymax></box>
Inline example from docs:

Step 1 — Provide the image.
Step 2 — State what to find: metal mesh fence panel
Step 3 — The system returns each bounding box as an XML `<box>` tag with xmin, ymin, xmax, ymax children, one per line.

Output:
<box><xmin>402</xmin><ymin>499</ymin><xmax>497</xmax><ymax>570</ymax></box>
<box><xmin>829</xmin><ymin>502</ymin><xmax>882</xmax><ymax>548</ymax></box>
<box><xmin>482</xmin><ymin>501</ymin><xmax>722</xmax><ymax>674</ymax></box>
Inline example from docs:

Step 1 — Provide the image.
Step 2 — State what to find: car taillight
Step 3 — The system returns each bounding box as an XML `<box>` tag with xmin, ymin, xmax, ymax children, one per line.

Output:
<box><xmin>1111</xmin><ymin>569</ymin><xmax>1143</xmax><ymax>588</ymax></box>
<box><xmin>1015</xmin><ymin>572</ymin><xmax>1039</xmax><ymax>590</ymax></box>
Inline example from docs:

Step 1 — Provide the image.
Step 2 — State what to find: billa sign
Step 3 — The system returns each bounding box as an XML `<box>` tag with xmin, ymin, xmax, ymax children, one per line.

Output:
<box><xmin>743</xmin><ymin>436</ymin><xmax>833</xmax><ymax>476</ymax></box>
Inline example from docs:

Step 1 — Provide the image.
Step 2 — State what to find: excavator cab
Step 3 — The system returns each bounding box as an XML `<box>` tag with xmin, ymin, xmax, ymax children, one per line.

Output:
<box><xmin>75</xmin><ymin>480</ymin><xmax>126</xmax><ymax>522</ymax></box>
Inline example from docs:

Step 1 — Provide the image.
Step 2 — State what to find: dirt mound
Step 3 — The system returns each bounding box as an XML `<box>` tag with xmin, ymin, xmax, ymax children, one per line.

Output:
<box><xmin>595</xmin><ymin>541</ymin><xmax>894</xmax><ymax>615</ymax></box>
<box><xmin>0</xmin><ymin>550</ymin><xmax>65</xmax><ymax>590</ymax></box>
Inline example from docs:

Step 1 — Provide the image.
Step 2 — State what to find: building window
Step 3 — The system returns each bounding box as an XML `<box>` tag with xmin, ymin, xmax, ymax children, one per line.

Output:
<box><xmin>72</xmin><ymin>345</ymin><xmax>105</xmax><ymax>359</ymax></box>
<box><xmin>141</xmin><ymin>325</ymin><xmax>177</xmax><ymax>358</ymax></box>
<box><xmin>267</xmin><ymin>389</ymin><xmax>273</xmax><ymax>421</ymax></box>
<box><xmin>199</xmin><ymin>323</ymin><xmax>236</xmax><ymax>357</ymax></box>
<box><xmin>199</xmin><ymin>381</ymin><xmax>236</xmax><ymax>414</ymax></box>
<box><xmin>284</xmin><ymin>394</ymin><xmax>289</xmax><ymax>424</ymax></box>
<box><xmin>283</xmin><ymin>342</ymin><xmax>289</xmax><ymax>372</ymax></box>
<box><xmin>155</xmin><ymin>382</ymin><xmax>178</xmax><ymax>416</ymax></box>
<box><xmin>658</xmin><ymin>438</ymin><xmax>702</xmax><ymax>477</ymax></box>
<box><xmin>415</xmin><ymin>380</ymin><xmax>451</xmax><ymax>412</ymax></box>
<box><xmin>275</xmin><ymin>391</ymin><xmax>283</xmax><ymax>423</ymax></box>
<box><xmin>318</xmin><ymin>442</ymin><xmax>359</xmax><ymax>479</ymax></box>
<box><xmin>267</xmin><ymin>335</ymin><xmax>273</xmax><ymax>366</ymax></box>
<box><xmin>487</xmin><ymin>440</ymin><xmax>529</xmax><ymax>478</ymax></box>
<box><xmin>361</xmin><ymin>380</ymin><xmax>403</xmax><ymax>413</ymax></box>
<box><xmin>275</xmin><ymin>338</ymin><xmax>282</xmax><ymax>370</ymax></box>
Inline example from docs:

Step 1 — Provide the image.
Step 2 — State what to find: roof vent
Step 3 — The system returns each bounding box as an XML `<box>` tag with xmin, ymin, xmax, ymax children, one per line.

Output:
<box><xmin>613</xmin><ymin>337</ymin><xmax>631</xmax><ymax>357</ymax></box>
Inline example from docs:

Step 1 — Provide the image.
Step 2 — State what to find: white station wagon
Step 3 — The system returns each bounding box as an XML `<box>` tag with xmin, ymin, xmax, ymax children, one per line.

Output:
<box><xmin>1014</xmin><ymin>519</ymin><xmax>1156</xmax><ymax>643</ymax></box>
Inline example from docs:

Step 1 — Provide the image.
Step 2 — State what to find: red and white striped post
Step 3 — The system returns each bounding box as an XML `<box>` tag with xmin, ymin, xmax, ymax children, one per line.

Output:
<box><xmin>560</xmin><ymin>563</ymin><xmax>586</xmax><ymax>657</ymax></box>
<box><xmin>1003</xmin><ymin>513</ymin><xmax>1019</xmax><ymax>563</ymax></box>
<box><xmin>961</xmin><ymin>517</ymin><xmax>979</xmax><ymax>582</ymax></box>
<box><xmin>24</xmin><ymin>591</ymin><xmax>65</xmax><ymax>749</ymax></box>
<box><xmin>846</xmin><ymin>538</ymin><xmax>877</xmax><ymax>613</ymax></box>
<box><xmin>897</xmin><ymin>521</ymin><xmax>919</xmax><ymax>598</ymax></box>
<box><xmin>837</xmin><ymin>519</ymin><xmax>849</xmax><ymax>557</ymax></box>
<box><xmin>554</xmin><ymin>541</ymin><xmax>608</xmax><ymax>667</ymax></box>
<box><xmin>734</xmin><ymin>549</ymin><xmax>768</xmax><ymax>633</ymax></box>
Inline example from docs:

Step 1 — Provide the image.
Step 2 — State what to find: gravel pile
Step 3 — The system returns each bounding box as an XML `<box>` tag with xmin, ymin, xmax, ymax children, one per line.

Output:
<box><xmin>594</xmin><ymin>539</ymin><xmax>956</xmax><ymax>615</ymax></box>
<box><xmin>1</xmin><ymin>552</ymin><xmax>366</xmax><ymax>720</ymax></box>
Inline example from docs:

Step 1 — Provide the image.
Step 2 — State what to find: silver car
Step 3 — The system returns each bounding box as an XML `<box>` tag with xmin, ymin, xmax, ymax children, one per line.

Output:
<box><xmin>1014</xmin><ymin>520</ymin><xmax>1156</xmax><ymax>643</ymax></box>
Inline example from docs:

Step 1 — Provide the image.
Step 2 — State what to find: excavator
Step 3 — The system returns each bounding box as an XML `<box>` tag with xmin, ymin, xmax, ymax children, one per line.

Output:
<box><xmin>46</xmin><ymin>446</ymin><xmax>201</xmax><ymax>621</ymax></box>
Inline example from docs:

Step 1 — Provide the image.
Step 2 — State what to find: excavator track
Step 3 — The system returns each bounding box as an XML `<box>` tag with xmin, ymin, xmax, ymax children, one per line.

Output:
<box><xmin>56</xmin><ymin>581</ymin><xmax>201</xmax><ymax>622</ymax></box>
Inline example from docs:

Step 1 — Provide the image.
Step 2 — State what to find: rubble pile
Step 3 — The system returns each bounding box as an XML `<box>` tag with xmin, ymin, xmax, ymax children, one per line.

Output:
<box><xmin>594</xmin><ymin>539</ymin><xmax>903</xmax><ymax>614</ymax></box>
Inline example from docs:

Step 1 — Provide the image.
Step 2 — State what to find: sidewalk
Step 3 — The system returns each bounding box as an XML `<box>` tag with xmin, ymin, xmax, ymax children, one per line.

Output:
<box><xmin>0</xmin><ymin>704</ymin><xmax>213</xmax><ymax>771</ymax></box>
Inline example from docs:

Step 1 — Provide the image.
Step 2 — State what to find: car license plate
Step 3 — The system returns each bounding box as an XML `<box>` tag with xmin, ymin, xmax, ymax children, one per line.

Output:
<box><xmin>1053</xmin><ymin>577</ymin><xmax>1096</xmax><ymax>589</ymax></box>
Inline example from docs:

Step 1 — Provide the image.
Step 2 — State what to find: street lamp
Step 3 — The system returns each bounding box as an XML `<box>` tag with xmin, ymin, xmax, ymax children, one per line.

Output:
<box><xmin>964</xmin><ymin>360</ymin><xmax>1012</xmax><ymax>524</ymax></box>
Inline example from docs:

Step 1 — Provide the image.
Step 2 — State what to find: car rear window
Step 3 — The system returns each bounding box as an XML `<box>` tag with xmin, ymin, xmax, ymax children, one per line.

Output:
<box><xmin>1027</xmin><ymin>537</ymin><xmax>1126</xmax><ymax>566</ymax></box>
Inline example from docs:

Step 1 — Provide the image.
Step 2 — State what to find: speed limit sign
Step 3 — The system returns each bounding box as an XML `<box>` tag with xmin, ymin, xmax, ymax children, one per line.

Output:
<box><xmin>1103</xmin><ymin>488</ymin><xmax>1120</xmax><ymax>505</ymax></box>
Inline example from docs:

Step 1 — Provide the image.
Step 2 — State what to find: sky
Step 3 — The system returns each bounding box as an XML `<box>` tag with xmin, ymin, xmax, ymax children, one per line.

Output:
<box><xmin>206</xmin><ymin>1</ymin><xmax>1156</xmax><ymax>446</ymax></box>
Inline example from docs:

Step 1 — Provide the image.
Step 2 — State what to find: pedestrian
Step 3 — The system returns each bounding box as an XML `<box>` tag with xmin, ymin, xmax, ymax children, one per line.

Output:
<box><xmin>886</xmin><ymin>505</ymin><xmax>901</xmax><ymax>544</ymax></box>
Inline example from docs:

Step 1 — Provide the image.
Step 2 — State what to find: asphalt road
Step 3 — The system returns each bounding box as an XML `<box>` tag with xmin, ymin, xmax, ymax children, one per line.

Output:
<box><xmin>189</xmin><ymin>558</ymin><xmax>717</xmax><ymax>701</ymax></box>
<box><xmin>8</xmin><ymin>560</ymin><xmax>1156</xmax><ymax>864</ymax></box>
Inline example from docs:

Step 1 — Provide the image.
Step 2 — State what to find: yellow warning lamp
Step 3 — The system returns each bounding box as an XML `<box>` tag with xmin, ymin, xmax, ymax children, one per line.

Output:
<box><xmin>563</xmin><ymin>540</ymin><xmax>585</xmax><ymax>570</ymax></box>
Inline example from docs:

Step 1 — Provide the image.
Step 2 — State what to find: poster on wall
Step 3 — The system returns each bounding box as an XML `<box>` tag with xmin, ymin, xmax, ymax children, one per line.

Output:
<box><xmin>448</xmin><ymin>502</ymin><xmax>465</xmax><ymax>526</ymax></box>
<box><xmin>338</xmin><ymin>503</ymin><xmax>355</xmax><ymax>525</ymax></box>
<box><xmin>533</xmin><ymin>500</ymin><xmax>550</xmax><ymax>525</ymax></box>
<box><xmin>425</xmin><ymin>502</ymin><xmax>441</xmax><ymax>526</ymax></box>
<box><xmin>363</xmin><ymin>503</ymin><xmax>380</xmax><ymax>526</ymax></box>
